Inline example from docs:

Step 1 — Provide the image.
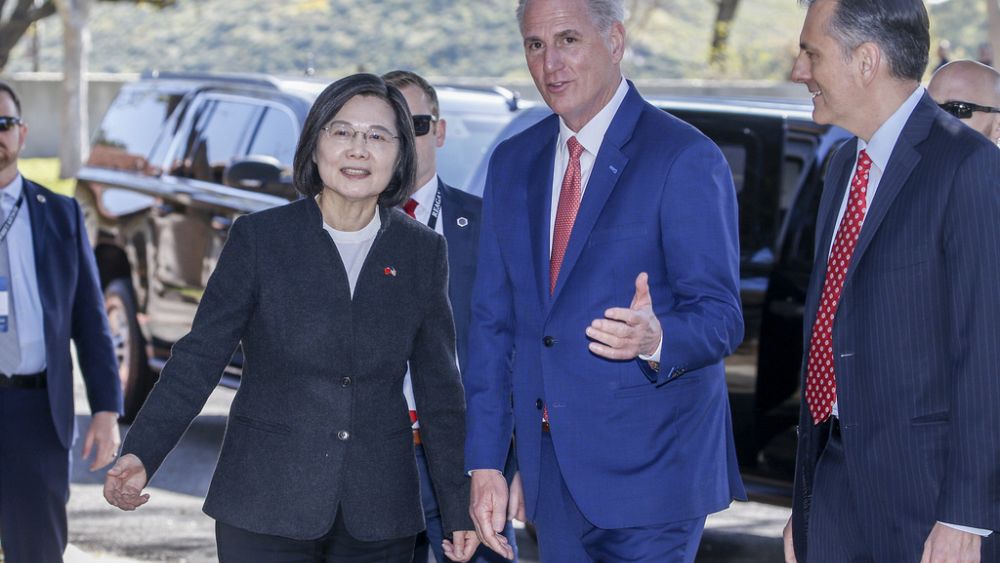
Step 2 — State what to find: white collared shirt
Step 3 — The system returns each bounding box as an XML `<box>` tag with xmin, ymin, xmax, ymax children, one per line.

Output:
<box><xmin>825</xmin><ymin>87</ymin><xmax>991</xmax><ymax>538</ymax></box>
<box><xmin>546</xmin><ymin>77</ymin><xmax>662</xmax><ymax>362</ymax></box>
<box><xmin>828</xmin><ymin>87</ymin><xmax>924</xmax><ymax>416</ymax></box>
<box><xmin>0</xmin><ymin>174</ymin><xmax>45</xmax><ymax>374</ymax></box>
<box><xmin>548</xmin><ymin>76</ymin><xmax>629</xmax><ymax>251</ymax></box>
<box><xmin>409</xmin><ymin>176</ymin><xmax>444</xmax><ymax>236</ymax></box>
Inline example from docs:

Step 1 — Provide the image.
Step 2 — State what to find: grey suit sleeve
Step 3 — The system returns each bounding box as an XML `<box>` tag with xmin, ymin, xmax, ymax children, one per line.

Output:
<box><xmin>121</xmin><ymin>216</ymin><xmax>257</xmax><ymax>478</ymax></box>
<box><xmin>408</xmin><ymin>235</ymin><xmax>474</xmax><ymax>536</ymax></box>
<box><xmin>937</xmin><ymin>143</ymin><xmax>1000</xmax><ymax>532</ymax></box>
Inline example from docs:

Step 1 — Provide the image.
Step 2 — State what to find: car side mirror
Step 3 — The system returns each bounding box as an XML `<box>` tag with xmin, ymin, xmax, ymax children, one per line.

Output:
<box><xmin>223</xmin><ymin>156</ymin><xmax>296</xmax><ymax>200</ymax></box>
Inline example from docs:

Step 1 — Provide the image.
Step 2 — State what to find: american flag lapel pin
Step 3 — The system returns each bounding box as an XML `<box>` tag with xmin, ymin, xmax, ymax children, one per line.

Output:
<box><xmin>384</xmin><ymin>266</ymin><xmax>397</xmax><ymax>277</ymax></box>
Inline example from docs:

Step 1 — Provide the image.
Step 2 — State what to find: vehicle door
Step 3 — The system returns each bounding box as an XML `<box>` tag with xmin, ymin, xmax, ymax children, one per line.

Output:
<box><xmin>146</xmin><ymin>91</ymin><xmax>300</xmax><ymax>361</ymax></box>
<box><xmin>752</xmin><ymin>125</ymin><xmax>851</xmax><ymax>481</ymax></box>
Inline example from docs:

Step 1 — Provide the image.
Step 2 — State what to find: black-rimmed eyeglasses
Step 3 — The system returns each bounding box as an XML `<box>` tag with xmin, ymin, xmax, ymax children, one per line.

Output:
<box><xmin>0</xmin><ymin>116</ymin><xmax>22</xmax><ymax>132</ymax></box>
<box><xmin>412</xmin><ymin>114</ymin><xmax>438</xmax><ymax>137</ymax></box>
<box><xmin>939</xmin><ymin>101</ymin><xmax>1000</xmax><ymax>120</ymax></box>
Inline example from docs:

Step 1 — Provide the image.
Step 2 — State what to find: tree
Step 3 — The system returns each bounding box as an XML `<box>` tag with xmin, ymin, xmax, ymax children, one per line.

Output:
<box><xmin>988</xmin><ymin>0</ymin><xmax>1000</xmax><ymax>65</ymax></box>
<box><xmin>624</xmin><ymin>0</ymin><xmax>742</xmax><ymax>70</ymax></box>
<box><xmin>1</xmin><ymin>0</ymin><xmax>177</xmax><ymax>177</ymax></box>
<box><xmin>709</xmin><ymin>0</ymin><xmax>741</xmax><ymax>70</ymax></box>
<box><xmin>54</xmin><ymin>0</ymin><xmax>91</xmax><ymax>178</ymax></box>
<box><xmin>0</xmin><ymin>1</ymin><xmax>58</xmax><ymax>71</ymax></box>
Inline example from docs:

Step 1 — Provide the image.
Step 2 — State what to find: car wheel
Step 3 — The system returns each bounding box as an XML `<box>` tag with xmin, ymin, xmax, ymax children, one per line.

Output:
<box><xmin>104</xmin><ymin>278</ymin><xmax>154</xmax><ymax>423</ymax></box>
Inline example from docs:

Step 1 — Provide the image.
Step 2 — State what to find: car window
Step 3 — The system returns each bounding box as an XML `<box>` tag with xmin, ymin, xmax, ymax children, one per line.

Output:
<box><xmin>437</xmin><ymin>109</ymin><xmax>515</xmax><ymax>191</ymax></box>
<box><xmin>177</xmin><ymin>98</ymin><xmax>260</xmax><ymax>184</ymax></box>
<box><xmin>246</xmin><ymin>107</ymin><xmax>299</xmax><ymax>170</ymax></box>
<box><xmin>90</xmin><ymin>85</ymin><xmax>182</xmax><ymax>169</ymax></box>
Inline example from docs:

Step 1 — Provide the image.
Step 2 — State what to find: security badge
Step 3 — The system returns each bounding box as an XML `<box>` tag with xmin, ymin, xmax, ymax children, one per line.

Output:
<box><xmin>0</xmin><ymin>277</ymin><xmax>9</xmax><ymax>333</ymax></box>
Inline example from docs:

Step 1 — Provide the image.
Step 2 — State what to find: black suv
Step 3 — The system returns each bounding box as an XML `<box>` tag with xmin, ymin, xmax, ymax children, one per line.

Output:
<box><xmin>471</xmin><ymin>99</ymin><xmax>851</xmax><ymax>502</ymax></box>
<box><xmin>76</xmin><ymin>71</ymin><xmax>524</xmax><ymax>421</ymax></box>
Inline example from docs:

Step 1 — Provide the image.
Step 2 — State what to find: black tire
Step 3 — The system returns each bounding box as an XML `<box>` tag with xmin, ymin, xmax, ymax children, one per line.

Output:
<box><xmin>104</xmin><ymin>278</ymin><xmax>154</xmax><ymax>423</ymax></box>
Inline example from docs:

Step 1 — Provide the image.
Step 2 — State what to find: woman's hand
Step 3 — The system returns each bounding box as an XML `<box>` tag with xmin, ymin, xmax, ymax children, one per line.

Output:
<box><xmin>442</xmin><ymin>530</ymin><xmax>482</xmax><ymax>562</ymax></box>
<box><xmin>103</xmin><ymin>453</ymin><xmax>150</xmax><ymax>511</ymax></box>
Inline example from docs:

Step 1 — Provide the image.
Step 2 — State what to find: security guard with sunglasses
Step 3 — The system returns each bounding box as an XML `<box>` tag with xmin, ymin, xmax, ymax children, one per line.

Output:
<box><xmin>929</xmin><ymin>59</ymin><xmax>1000</xmax><ymax>146</ymax></box>
<box><xmin>381</xmin><ymin>71</ymin><xmax>519</xmax><ymax>563</ymax></box>
<box><xmin>0</xmin><ymin>81</ymin><xmax>121</xmax><ymax>562</ymax></box>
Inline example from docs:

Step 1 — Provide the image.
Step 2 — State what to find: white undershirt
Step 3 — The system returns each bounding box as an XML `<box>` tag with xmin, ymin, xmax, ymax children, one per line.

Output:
<box><xmin>321</xmin><ymin>210</ymin><xmax>380</xmax><ymax>297</ymax></box>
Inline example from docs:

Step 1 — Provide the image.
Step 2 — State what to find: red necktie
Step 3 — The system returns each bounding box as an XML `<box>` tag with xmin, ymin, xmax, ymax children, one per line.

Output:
<box><xmin>403</xmin><ymin>198</ymin><xmax>418</xmax><ymax>219</ymax></box>
<box><xmin>806</xmin><ymin>150</ymin><xmax>872</xmax><ymax>424</ymax></box>
<box><xmin>550</xmin><ymin>136</ymin><xmax>584</xmax><ymax>294</ymax></box>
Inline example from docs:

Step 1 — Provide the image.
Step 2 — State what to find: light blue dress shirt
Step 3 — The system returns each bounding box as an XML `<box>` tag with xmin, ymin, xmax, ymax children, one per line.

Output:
<box><xmin>1</xmin><ymin>174</ymin><xmax>46</xmax><ymax>373</ymax></box>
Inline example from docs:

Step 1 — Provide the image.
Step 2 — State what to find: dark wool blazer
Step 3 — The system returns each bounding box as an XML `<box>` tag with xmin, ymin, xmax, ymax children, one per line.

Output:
<box><xmin>121</xmin><ymin>198</ymin><xmax>472</xmax><ymax>542</ymax></box>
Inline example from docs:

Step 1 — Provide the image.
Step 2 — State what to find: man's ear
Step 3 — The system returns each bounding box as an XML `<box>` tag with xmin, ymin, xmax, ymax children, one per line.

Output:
<box><xmin>435</xmin><ymin>118</ymin><xmax>447</xmax><ymax>149</ymax></box>
<box><xmin>609</xmin><ymin>21</ymin><xmax>626</xmax><ymax>64</ymax></box>
<box><xmin>991</xmin><ymin>114</ymin><xmax>1000</xmax><ymax>147</ymax></box>
<box><xmin>855</xmin><ymin>42</ymin><xmax>881</xmax><ymax>85</ymax></box>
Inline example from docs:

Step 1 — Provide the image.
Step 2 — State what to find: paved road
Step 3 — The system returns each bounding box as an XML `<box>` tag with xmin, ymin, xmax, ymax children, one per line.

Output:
<box><xmin>68</xmin><ymin>371</ymin><xmax>788</xmax><ymax>562</ymax></box>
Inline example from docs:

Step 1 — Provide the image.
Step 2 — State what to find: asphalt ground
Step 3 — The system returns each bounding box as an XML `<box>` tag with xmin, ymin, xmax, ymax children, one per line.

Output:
<box><xmin>65</xmin><ymin>366</ymin><xmax>789</xmax><ymax>562</ymax></box>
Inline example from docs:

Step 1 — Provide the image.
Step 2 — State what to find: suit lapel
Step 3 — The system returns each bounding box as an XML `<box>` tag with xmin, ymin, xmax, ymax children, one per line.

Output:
<box><xmin>527</xmin><ymin>131</ymin><xmax>557</xmax><ymax>310</ymax></box>
<box><xmin>22</xmin><ymin>180</ymin><xmax>49</xmax><ymax>274</ymax></box>
<box><xmin>803</xmin><ymin>140</ymin><xmax>854</xmax><ymax>337</ymax></box>
<box><xmin>549</xmin><ymin>84</ymin><xmax>639</xmax><ymax>304</ymax></box>
<box><xmin>842</xmin><ymin>94</ymin><xmax>934</xmax><ymax>293</ymax></box>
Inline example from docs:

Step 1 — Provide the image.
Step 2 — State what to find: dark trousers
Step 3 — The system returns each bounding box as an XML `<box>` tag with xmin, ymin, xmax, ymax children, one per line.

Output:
<box><xmin>412</xmin><ymin>444</ymin><xmax>517</xmax><ymax>563</ymax></box>
<box><xmin>806</xmin><ymin>418</ymin><xmax>873</xmax><ymax>562</ymax></box>
<box><xmin>806</xmin><ymin>418</ymin><xmax>999</xmax><ymax>563</ymax></box>
<box><xmin>0</xmin><ymin>387</ymin><xmax>70</xmax><ymax>563</ymax></box>
<box><xmin>216</xmin><ymin>509</ymin><xmax>416</xmax><ymax>563</ymax></box>
<box><xmin>533</xmin><ymin>432</ymin><xmax>706</xmax><ymax>563</ymax></box>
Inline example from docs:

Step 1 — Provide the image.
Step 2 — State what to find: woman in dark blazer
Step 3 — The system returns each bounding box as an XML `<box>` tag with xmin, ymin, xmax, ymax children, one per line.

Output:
<box><xmin>103</xmin><ymin>74</ymin><xmax>478</xmax><ymax>562</ymax></box>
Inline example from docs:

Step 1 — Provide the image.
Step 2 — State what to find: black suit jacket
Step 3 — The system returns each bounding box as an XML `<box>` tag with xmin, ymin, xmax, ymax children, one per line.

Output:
<box><xmin>122</xmin><ymin>198</ymin><xmax>472</xmax><ymax>541</ymax></box>
<box><xmin>439</xmin><ymin>178</ymin><xmax>481</xmax><ymax>374</ymax></box>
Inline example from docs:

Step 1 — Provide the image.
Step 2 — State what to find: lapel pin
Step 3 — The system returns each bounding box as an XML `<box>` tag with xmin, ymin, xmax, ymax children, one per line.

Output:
<box><xmin>608</xmin><ymin>165</ymin><xmax>618</xmax><ymax>174</ymax></box>
<box><xmin>36</xmin><ymin>194</ymin><xmax>46</xmax><ymax>203</ymax></box>
<box><xmin>456</xmin><ymin>217</ymin><xmax>469</xmax><ymax>228</ymax></box>
<box><xmin>384</xmin><ymin>266</ymin><xmax>397</xmax><ymax>277</ymax></box>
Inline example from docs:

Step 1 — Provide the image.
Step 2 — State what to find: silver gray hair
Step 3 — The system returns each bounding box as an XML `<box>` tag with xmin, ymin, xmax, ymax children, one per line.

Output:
<box><xmin>516</xmin><ymin>0</ymin><xmax>625</xmax><ymax>35</ymax></box>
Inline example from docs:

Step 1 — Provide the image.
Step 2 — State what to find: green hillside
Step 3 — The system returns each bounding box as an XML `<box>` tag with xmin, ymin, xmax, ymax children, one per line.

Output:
<box><xmin>4</xmin><ymin>0</ymin><xmax>993</xmax><ymax>81</ymax></box>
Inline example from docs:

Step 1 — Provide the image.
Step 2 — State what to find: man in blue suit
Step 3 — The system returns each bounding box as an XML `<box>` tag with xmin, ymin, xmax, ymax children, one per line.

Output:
<box><xmin>782</xmin><ymin>1</ymin><xmax>1000</xmax><ymax>562</ymax></box>
<box><xmin>0</xmin><ymin>81</ymin><xmax>122</xmax><ymax>562</ymax></box>
<box><xmin>463</xmin><ymin>1</ymin><xmax>746</xmax><ymax>560</ymax></box>
<box><xmin>381</xmin><ymin>70</ymin><xmax>519</xmax><ymax>563</ymax></box>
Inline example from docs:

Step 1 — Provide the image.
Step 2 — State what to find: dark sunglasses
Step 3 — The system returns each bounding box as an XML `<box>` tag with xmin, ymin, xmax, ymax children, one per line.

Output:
<box><xmin>939</xmin><ymin>101</ymin><xmax>1000</xmax><ymax>120</ymax></box>
<box><xmin>0</xmin><ymin>116</ymin><xmax>22</xmax><ymax>132</ymax></box>
<box><xmin>412</xmin><ymin>114</ymin><xmax>438</xmax><ymax>137</ymax></box>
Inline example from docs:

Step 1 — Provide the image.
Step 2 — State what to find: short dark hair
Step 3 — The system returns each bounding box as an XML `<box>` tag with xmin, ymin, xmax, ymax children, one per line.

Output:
<box><xmin>0</xmin><ymin>81</ymin><xmax>22</xmax><ymax>117</ymax></box>
<box><xmin>800</xmin><ymin>0</ymin><xmax>929</xmax><ymax>81</ymax></box>
<box><xmin>292</xmin><ymin>73</ymin><xmax>416</xmax><ymax>207</ymax></box>
<box><xmin>382</xmin><ymin>70</ymin><xmax>439</xmax><ymax>118</ymax></box>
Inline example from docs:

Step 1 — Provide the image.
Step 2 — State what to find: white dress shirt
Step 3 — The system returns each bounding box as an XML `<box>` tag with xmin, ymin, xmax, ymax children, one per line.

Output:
<box><xmin>408</xmin><ymin>176</ymin><xmax>444</xmax><ymax>236</ymax></box>
<box><xmin>0</xmin><ymin>174</ymin><xmax>46</xmax><ymax>374</ymax></box>
<box><xmin>824</xmin><ymin>86</ymin><xmax>990</xmax><ymax>537</ymax></box>
<box><xmin>548</xmin><ymin>77</ymin><xmax>662</xmax><ymax>362</ymax></box>
<box><xmin>402</xmin><ymin>175</ymin><xmax>448</xmax><ymax>428</ymax></box>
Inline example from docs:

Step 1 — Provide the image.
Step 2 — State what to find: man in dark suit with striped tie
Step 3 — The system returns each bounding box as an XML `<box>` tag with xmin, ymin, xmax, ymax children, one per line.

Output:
<box><xmin>382</xmin><ymin>70</ymin><xmax>519</xmax><ymax>563</ymax></box>
<box><xmin>783</xmin><ymin>1</ymin><xmax>1000</xmax><ymax>562</ymax></box>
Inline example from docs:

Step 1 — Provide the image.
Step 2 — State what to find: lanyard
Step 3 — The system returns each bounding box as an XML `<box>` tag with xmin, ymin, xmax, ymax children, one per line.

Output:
<box><xmin>427</xmin><ymin>187</ymin><xmax>442</xmax><ymax>231</ymax></box>
<box><xmin>0</xmin><ymin>195</ymin><xmax>24</xmax><ymax>245</ymax></box>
